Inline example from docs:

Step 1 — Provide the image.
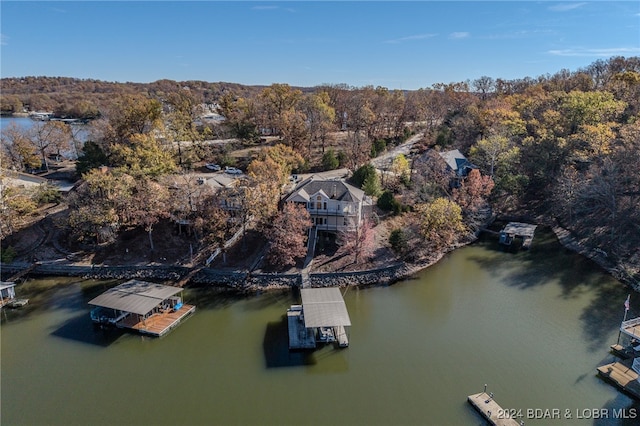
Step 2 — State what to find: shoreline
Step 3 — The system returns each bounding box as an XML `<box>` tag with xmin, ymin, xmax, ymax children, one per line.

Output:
<box><xmin>2</xmin><ymin>222</ymin><xmax>636</xmax><ymax>293</ymax></box>
<box><xmin>0</xmin><ymin>237</ymin><xmax>475</xmax><ymax>292</ymax></box>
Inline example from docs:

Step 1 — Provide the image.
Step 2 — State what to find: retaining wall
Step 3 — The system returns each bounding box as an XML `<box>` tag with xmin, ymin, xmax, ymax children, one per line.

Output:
<box><xmin>1</xmin><ymin>261</ymin><xmax>410</xmax><ymax>290</ymax></box>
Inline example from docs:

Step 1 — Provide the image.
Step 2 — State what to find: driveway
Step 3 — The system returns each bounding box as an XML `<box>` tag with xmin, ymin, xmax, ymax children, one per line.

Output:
<box><xmin>370</xmin><ymin>132</ymin><xmax>423</xmax><ymax>170</ymax></box>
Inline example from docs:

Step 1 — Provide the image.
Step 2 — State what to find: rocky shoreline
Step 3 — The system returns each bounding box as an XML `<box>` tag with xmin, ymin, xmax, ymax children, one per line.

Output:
<box><xmin>551</xmin><ymin>225</ymin><xmax>639</xmax><ymax>292</ymax></box>
<box><xmin>3</xmin><ymin>221</ymin><xmax>636</xmax><ymax>293</ymax></box>
<box><xmin>0</xmin><ymin>236</ymin><xmax>473</xmax><ymax>292</ymax></box>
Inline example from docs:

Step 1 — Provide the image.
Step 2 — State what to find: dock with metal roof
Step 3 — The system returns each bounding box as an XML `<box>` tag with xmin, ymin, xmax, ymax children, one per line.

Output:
<box><xmin>499</xmin><ymin>222</ymin><xmax>538</xmax><ymax>249</ymax></box>
<box><xmin>287</xmin><ymin>287</ymin><xmax>351</xmax><ymax>350</ymax></box>
<box><xmin>88</xmin><ymin>280</ymin><xmax>194</xmax><ymax>337</ymax></box>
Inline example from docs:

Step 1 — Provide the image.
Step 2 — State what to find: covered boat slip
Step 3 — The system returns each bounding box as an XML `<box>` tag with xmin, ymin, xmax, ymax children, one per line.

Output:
<box><xmin>88</xmin><ymin>280</ymin><xmax>195</xmax><ymax>337</ymax></box>
<box><xmin>499</xmin><ymin>222</ymin><xmax>537</xmax><ymax>249</ymax></box>
<box><xmin>288</xmin><ymin>287</ymin><xmax>351</xmax><ymax>349</ymax></box>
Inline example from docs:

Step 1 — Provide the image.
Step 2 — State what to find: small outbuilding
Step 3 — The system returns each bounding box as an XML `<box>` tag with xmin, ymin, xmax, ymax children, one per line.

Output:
<box><xmin>287</xmin><ymin>287</ymin><xmax>351</xmax><ymax>349</ymax></box>
<box><xmin>88</xmin><ymin>280</ymin><xmax>195</xmax><ymax>337</ymax></box>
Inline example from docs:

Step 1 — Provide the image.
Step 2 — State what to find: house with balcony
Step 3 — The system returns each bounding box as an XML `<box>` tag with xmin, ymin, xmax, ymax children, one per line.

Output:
<box><xmin>284</xmin><ymin>176</ymin><xmax>365</xmax><ymax>232</ymax></box>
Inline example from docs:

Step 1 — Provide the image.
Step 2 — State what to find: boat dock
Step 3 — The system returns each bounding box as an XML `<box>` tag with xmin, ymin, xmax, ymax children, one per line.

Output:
<box><xmin>597</xmin><ymin>360</ymin><xmax>640</xmax><ymax>400</ymax></box>
<box><xmin>89</xmin><ymin>280</ymin><xmax>195</xmax><ymax>337</ymax></box>
<box><xmin>499</xmin><ymin>222</ymin><xmax>537</xmax><ymax>249</ymax></box>
<box><xmin>620</xmin><ymin>317</ymin><xmax>640</xmax><ymax>340</ymax></box>
<box><xmin>287</xmin><ymin>305</ymin><xmax>316</xmax><ymax>349</ymax></box>
<box><xmin>468</xmin><ymin>392</ymin><xmax>521</xmax><ymax>426</ymax></box>
<box><xmin>287</xmin><ymin>288</ymin><xmax>351</xmax><ymax>350</ymax></box>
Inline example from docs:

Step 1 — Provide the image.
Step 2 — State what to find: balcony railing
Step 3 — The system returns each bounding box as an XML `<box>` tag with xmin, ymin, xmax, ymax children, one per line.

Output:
<box><xmin>308</xmin><ymin>208</ymin><xmax>357</xmax><ymax>216</ymax></box>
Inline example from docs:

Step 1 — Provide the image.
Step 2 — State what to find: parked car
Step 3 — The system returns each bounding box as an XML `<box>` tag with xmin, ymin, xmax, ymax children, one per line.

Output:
<box><xmin>205</xmin><ymin>163</ymin><xmax>221</xmax><ymax>171</ymax></box>
<box><xmin>224</xmin><ymin>166</ymin><xmax>242</xmax><ymax>175</ymax></box>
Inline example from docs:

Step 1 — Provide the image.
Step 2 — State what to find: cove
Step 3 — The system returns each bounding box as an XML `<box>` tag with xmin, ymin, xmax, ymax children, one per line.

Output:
<box><xmin>2</xmin><ymin>230</ymin><xmax>638</xmax><ymax>425</ymax></box>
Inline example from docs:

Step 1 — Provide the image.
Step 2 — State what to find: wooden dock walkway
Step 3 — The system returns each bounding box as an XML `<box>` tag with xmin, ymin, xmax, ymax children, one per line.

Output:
<box><xmin>597</xmin><ymin>361</ymin><xmax>640</xmax><ymax>400</ymax></box>
<box><xmin>6</xmin><ymin>264</ymin><xmax>37</xmax><ymax>282</ymax></box>
<box><xmin>468</xmin><ymin>392</ymin><xmax>521</xmax><ymax>426</ymax></box>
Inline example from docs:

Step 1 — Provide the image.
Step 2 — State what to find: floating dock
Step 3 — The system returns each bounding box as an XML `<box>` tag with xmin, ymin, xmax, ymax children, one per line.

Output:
<box><xmin>119</xmin><ymin>304</ymin><xmax>195</xmax><ymax>337</ymax></box>
<box><xmin>468</xmin><ymin>392</ymin><xmax>521</xmax><ymax>426</ymax></box>
<box><xmin>610</xmin><ymin>343</ymin><xmax>638</xmax><ymax>359</ymax></box>
<box><xmin>597</xmin><ymin>360</ymin><xmax>640</xmax><ymax>400</ymax></box>
<box><xmin>499</xmin><ymin>222</ymin><xmax>537</xmax><ymax>249</ymax></box>
<box><xmin>620</xmin><ymin>317</ymin><xmax>640</xmax><ymax>340</ymax></box>
<box><xmin>287</xmin><ymin>305</ymin><xmax>316</xmax><ymax>349</ymax></box>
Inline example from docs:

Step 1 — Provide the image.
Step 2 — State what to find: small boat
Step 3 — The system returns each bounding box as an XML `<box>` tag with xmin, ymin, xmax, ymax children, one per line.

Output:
<box><xmin>7</xmin><ymin>299</ymin><xmax>29</xmax><ymax>308</ymax></box>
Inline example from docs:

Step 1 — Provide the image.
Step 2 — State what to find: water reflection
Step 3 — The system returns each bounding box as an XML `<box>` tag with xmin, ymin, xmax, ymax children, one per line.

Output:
<box><xmin>263</xmin><ymin>316</ymin><xmax>315</xmax><ymax>368</ymax></box>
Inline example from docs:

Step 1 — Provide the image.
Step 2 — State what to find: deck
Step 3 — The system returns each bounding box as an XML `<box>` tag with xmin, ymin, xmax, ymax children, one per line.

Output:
<box><xmin>467</xmin><ymin>392</ymin><xmax>521</xmax><ymax>426</ymax></box>
<box><xmin>620</xmin><ymin>317</ymin><xmax>640</xmax><ymax>340</ymax></box>
<box><xmin>335</xmin><ymin>325</ymin><xmax>349</xmax><ymax>347</ymax></box>
<box><xmin>287</xmin><ymin>306</ymin><xmax>316</xmax><ymax>349</ymax></box>
<box><xmin>597</xmin><ymin>361</ymin><xmax>640</xmax><ymax>400</ymax></box>
<box><xmin>118</xmin><ymin>304</ymin><xmax>196</xmax><ymax>337</ymax></box>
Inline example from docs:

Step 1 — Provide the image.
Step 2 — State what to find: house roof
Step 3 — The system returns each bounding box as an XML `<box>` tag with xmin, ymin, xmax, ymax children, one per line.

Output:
<box><xmin>439</xmin><ymin>149</ymin><xmax>478</xmax><ymax>175</ymax></box>
<box><xmin>439</xmin><ymin>149</ymin><xmax>467</xmax><ymax>171</ymax></box>
<box><xmin>300</xmin><ymin>287</ymin><xmax>352</xmax><ymax>328</ymax></box>
<box><xmin>285</xmin><ymin>176</ymin><xmax>365</xmax><ymax>203</ymax></box>
<box><xmin>88</xmin><ymin>280</ymin><xmax>182</xmax><ymax>315</ymax></box>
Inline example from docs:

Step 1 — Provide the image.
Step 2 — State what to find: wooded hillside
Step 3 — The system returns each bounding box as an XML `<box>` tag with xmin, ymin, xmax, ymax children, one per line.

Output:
<box><xmin>1</xmin><ymin>56</ymin><xmax>639</xmax><ymax>281</ymax></box>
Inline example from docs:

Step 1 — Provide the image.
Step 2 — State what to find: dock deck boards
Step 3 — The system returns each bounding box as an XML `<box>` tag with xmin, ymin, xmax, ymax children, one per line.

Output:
<box><xmin>621</xmin><ymin>324</ymin><xmax>640</xmax><ymax>340</ymax></box>
<box><xmin>118</xmin><ymin>304</ymin><xmax>195</xmax><ymax>337</ymax></box>
<box><xmin>467</xmin><ymin>392</ymin><xmax>520</xmax><ymax>426</ymax></box>
<box><xmin>597</xmin><ymin>361</ymin><xmax>640</xmax><ymax>399</ymax></box>
<box><xmin>335</xmin><ymin>325</ymin><xmax>349</xmax><ymax>347</ymax></box>
<box><xmin>287</xmin><ymin>309</ymin><xmax>316</xmax><ymax>349</ymax></box>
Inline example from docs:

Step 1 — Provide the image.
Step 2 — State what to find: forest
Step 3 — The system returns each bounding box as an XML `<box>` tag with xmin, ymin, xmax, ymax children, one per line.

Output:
<box><xmin>1</xmin><ymin>56</ymin><xmax>638</xmax><ymax>282</ymax></box>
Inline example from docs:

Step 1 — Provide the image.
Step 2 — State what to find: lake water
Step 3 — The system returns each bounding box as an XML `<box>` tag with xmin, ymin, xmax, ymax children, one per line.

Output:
<box><xmin>0</xmin><ymin>116</ymin><xmax>90</xmax><ymax>159</ymax></box>
<box><xmin>0</xmin><ymin>116</ymin><xmax>35</xmax><ymax>131</ymax></box>
<box><xmin>2</xmin><ymin>231</ymin><xmax>638</xmax><ymax>425</ymax></box>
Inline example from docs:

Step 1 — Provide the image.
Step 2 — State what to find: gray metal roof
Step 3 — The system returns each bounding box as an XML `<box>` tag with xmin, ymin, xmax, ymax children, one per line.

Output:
<box><xmin>301</xmin><ymin>288</ymin><xmax>351</xmax><ymax>328</ymax></box>
<box><xmin>88</xmin><ymin>280</ymin><xmax>182</xmax><ymax>315</ymax></box>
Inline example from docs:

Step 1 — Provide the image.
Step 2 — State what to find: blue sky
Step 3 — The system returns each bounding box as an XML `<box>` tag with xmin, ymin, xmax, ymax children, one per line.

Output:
<box><xmin>1</xmin><ymin>1</ymin><xmax>639</xmax><ymax>89</ymax></box>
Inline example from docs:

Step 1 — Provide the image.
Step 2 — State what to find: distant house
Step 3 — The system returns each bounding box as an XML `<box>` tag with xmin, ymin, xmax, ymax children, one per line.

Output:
<box><xmin>439</xmin><ymin>149</ymin><xmax>478</xmax><ymax>187</ymax></box>
<box><xmin>284</xmin><ymin>176</ymin><xmax>365</xmax><ymax>232</ymax></box>
<box><xmin>439</xmin><ymin>149</ymin><xmax>477</xmax><ymax>177</ymax></box>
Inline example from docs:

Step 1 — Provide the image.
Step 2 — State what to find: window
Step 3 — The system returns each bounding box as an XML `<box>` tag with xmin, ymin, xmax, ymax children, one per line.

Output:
<box><xmin>316</xmin><ymin>195</ymin><xmax>322</xmax><ymax>210</ymax></box>
<box><xmin>323</xmin><ymin>202</ymin><xmax>327</xmax><ymax>210</ymax></box>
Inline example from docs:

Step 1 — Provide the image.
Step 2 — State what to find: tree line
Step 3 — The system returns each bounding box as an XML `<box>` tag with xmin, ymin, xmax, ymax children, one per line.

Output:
<box><xmin>1</xmin><ymin>56</ymin><xmax>639</xmax><ymax>274</ymax></box>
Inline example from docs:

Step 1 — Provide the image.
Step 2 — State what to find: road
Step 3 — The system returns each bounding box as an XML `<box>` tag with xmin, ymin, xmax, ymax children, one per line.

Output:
<box><xmin>370</xmin><ymin>132</ymin><xmax>424</xmax><ymax>170</ymax></box>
